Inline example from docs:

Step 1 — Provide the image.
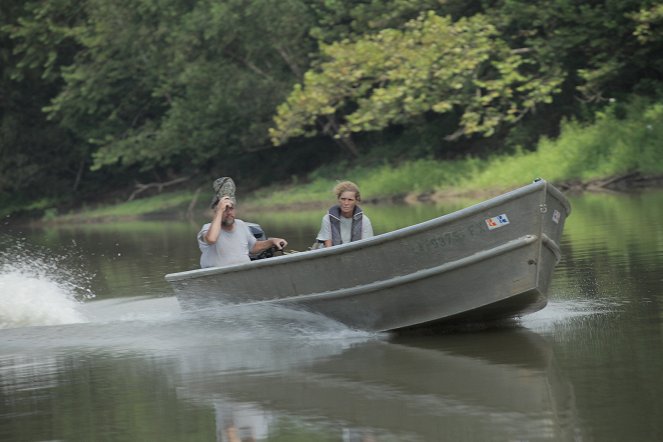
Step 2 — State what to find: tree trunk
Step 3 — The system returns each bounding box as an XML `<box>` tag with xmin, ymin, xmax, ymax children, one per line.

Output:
<box><xmin>323</xmin><ymin>116</ymin><xmax>359</xmax><ymax>157</ymax></box>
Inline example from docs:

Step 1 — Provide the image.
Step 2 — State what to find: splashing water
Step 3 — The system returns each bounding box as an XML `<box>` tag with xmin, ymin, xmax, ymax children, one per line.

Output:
<box><xmin>0</xmin><ymin>271</ymin><xmax>87</xmax><ymax>329</ymax></box>
<box><xmin>0</xmin><ymin>235</ymin><xmax>94</xmax><ymax>329</ymax></box>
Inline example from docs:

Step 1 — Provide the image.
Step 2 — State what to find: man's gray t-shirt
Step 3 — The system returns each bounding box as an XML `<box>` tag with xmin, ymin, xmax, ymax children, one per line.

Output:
<box><xmin>198</xmin><ymin>219</ymin><xmax>257</xmax><ymax>268</ymax></box>
<box><xmin>316</xmin><ymin>214</ymin><xmax>374</xmax><ymax>244</ymax></box>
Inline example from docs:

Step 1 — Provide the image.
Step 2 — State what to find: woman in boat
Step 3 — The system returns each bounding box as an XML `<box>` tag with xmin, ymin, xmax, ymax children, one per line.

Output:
<box><xmin>316</xmin><ymin>181</ymin><xmax>374</xmax><ymax>248</ymax></box>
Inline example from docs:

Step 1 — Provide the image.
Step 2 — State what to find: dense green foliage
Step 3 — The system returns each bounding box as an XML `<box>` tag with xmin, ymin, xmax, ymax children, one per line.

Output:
<box><xmin>248</xmin><ymin>97</ymin><xmax>663</xmax><ymax>208</ymax></box>
<box><xmin>2</xmin><ymin>0</ymin><xmax>663</xmax><ymax>216</ymax></box>
<box><xmin>35</xmin><ymin>95</ymin><xmax>663</xmax><ymax>222</ymax></box>
<box><xmin>270</xmin><ymin>12</ymin><xmax>562</xmax><ymax>152</ymax></box>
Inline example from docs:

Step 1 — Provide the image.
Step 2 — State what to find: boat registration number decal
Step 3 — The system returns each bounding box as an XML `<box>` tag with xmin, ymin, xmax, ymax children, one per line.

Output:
<box><xmin>414</xmin><ymin>220</ymin><xmax>485</xmax><ymax>254</ymax></box>
<box><xmin>485</xmin><ymin>214</ymin><xmax>510</xmax><ymax>230</ymax></box>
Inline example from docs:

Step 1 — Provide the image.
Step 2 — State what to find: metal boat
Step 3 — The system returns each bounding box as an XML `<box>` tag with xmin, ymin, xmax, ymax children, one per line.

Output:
<box><xmin>165</xmin><ymin>178</ymin><xmax>570</xmax><ymax>331</ymax></box>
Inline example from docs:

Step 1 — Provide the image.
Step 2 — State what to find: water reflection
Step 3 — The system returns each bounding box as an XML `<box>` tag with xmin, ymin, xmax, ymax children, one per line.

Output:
<box><xmin>0</xmin><ymin>292</ymin><xmax>579</xmax><ymax>441</ymax></box>
<box><xmin>173</xmin><ymin>328</ymin><xmax>578</xmax><ymax>441</ymax></box>
<box><xmin>0</xmin><ymin>300</ymin><xmax>368</xmax><ymax>441</ymax></box>
<box><xmin>3</xmin><ymin>189</ymin><xmax>663</xmax><ymax>440</ymax></box>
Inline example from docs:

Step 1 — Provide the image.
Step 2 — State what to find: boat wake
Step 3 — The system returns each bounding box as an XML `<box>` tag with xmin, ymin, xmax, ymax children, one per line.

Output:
<box><xmin>521</xmin><ymin>297</ymin><xmax>622</xmax><ymax>331</ymax></box>
<box><xmin>0</xmin><ymin>236</ymin><xmax>94</xmax><ymax>330</ymax></box>
<box><xmin>1</xmin><ymin>274</ymin><xmax>370</xmax><ymax>345</ymax></box>
<box><xmin>182</xmin><ymin>302</ymin><xmax>377</xmax><ymax>340</ymax></box>
<box><xmin>0</xmin><ymin>234</ymin><xmax>373</xmax><ymax>345</ymax></box>
<box><xmin>0</xmin><ymin>269</ymin><xmax>87</xmax><ymax>329</ymax></box>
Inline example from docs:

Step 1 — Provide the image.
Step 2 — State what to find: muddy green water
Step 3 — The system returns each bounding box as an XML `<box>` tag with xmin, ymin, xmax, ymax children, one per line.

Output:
<box><xmin>1</xmin><ymin>189</ymin><xmax>662</xmax><ymax>441</ymax></box>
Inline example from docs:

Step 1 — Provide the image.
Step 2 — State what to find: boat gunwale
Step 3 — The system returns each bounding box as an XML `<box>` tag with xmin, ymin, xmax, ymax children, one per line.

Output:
<box><xmin>165</xmin><ymin>179</ymin><xmax>566</xmax><ymax>282</ymax></box>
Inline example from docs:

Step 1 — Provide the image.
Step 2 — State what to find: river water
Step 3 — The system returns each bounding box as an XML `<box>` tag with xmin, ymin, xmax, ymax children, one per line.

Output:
<box><xmin>1</xmin><ymin>188</ymin><xmax>663</xmax><ymax>441</ymax></box>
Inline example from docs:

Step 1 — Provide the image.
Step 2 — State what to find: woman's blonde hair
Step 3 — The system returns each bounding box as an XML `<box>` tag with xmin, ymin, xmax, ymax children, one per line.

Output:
<box><xmin>333</xmin><ymin>181</ymin><xmax>361</xmax><ymax>201</ymax></box>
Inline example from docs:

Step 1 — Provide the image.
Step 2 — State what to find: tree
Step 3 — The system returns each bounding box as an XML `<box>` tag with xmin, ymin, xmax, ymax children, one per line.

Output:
<box><xmin>270</xmin><ymin>12</ymin><xmax>563</xmax><ymax>155</ymax></box>
<box><xmin>40</xmin><ymin>0</ymin><xmax>317</xmax><ymax>173</ymax></box>
<box><xmin>488</xmin><ymin>0</ymin><xmax>663</xmax><ymax>102</ymax></box>
<box><xmin>1</xmin><ymin>0</ymin><xmax>85</xmax><ymax>204</ymax></box>
<box><xmin>128</xmin><ymin>0</ymin><xmax>316</xmax><ymax>170</ymax></box>
<box><xmin>5</xmin><ymin>0</ymin><xmax>316</xmax><ymax>174</ymax></box>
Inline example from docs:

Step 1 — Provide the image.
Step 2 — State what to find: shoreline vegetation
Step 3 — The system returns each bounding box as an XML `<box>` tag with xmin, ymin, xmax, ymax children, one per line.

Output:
<box><xmin>18</xmin><ymin>97</ymin><xmax>663</xmax><ymax>225</ymax></box>
<box><xmin>5</xmin><ymin>2</ymin><xmax>663</xmax><ymax>232</ymax></box>
<box><xmin>32</xmin><ymin>172</ymin><xmax>663</xmax><ymax>226</ymax></box>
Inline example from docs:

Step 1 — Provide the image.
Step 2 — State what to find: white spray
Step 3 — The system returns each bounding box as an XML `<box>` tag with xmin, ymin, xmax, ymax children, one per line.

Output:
<box><xmin>0</xmin><ymin>235</ymin><xmax>94</xmax><ymax>329</ymax></box>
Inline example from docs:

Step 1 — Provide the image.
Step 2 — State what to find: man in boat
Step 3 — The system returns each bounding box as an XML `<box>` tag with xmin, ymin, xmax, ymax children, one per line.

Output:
<box><xmin>198</xmin><ymin>177</ymin><xmax>287</xmax><ymax>268</ymax></box>
<box><xmin>316</xmin><ymin>181</ymin><xmax>374</xmax><ymax>248</ymax></box>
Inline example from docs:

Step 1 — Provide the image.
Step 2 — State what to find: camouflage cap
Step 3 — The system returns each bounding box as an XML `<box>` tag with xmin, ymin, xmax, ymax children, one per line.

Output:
<box><xmin>210</xmin><ymin>177</ymin><xmax>236</xmax><ymax>208</ymax></box>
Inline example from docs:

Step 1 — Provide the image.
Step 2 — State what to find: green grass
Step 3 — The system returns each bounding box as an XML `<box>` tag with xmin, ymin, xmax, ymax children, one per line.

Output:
<box><xmin>43</xmin><ymin>96</ymin><xmax>663</xmax><ymax>221</ymax></box>
<box><xmin>246</xmin><ymin>96</ymin><xmax>663</xmax><ymax>206</ymax></box>
<box><xmin>452</xmin><ymin>97</ymin><xmax>663</xmax><ymax>190</ymax></box>
<box><xmin>55</xmin><ymin>190</ymin><xmax>195</xmax><ymax>222</ymax></box>
<box><xmin>246</xmin><ymin>159</ymin><xmax>473</xmax><ymax>207</ymax></box>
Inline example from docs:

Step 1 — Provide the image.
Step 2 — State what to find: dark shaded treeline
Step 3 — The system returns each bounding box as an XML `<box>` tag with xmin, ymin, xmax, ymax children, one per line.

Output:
<box><xmin>1</xmin><ymin>0</ymin><xmax>662</xmax><ymax>215</ymax></box>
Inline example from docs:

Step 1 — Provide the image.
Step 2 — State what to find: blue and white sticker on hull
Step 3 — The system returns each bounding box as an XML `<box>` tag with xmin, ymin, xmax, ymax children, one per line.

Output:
<box><xmin>485</xmin><ymin>214</ymin><xmax>510</xmax><ymax>230</ymax></box>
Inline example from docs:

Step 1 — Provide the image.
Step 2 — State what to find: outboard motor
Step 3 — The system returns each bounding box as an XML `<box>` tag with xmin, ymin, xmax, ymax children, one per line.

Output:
<box><xmin>247</xmin><ymin>222</ymin><xmax>275</xmax><ymax>260</ymax></box>
<box><xmin>247</xmin><ymin>222</ymin><xmax>266</xmax><ymax>241</ymax></box>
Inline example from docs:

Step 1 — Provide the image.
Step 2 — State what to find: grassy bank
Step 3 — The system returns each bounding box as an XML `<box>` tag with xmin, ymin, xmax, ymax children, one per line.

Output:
<box><xmin>246</xmin><ymin>97</ymin><xmax>663</xmax><ymax>208</ymax></box>
<box><xmin>36</xmin><ymin>97</ymin><xmax>663</xmax><ymax>223</ymax></box>
<box><xmin>41</xmin><ymin>191</ymin><xmax>197</xmax><ymax>223</ymax></box>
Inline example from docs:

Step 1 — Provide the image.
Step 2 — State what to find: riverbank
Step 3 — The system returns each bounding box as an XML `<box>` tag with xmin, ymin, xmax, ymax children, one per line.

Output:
<box><xmin>243</xmin><ymin>96</ymin><xmax>663</xmax><ymax>211</ymax></box>
<box><xmin>17</xmin><ymin>171</ymin><xmax>661</xmax><ymax>226</ymax></box>
<box><xmin>431</xmin><ymin>172</ymin><xmax>663</xmax><ymax>201</ymax></box>
<box><xmin>5</xmin><ymin>95</ymin><xmax>663</xmax><ymax>225</ymax></box>
<box><xmin>245</xmin><ymin>172</ymin><xmax>663</xmax><ymax>212</ymax></box>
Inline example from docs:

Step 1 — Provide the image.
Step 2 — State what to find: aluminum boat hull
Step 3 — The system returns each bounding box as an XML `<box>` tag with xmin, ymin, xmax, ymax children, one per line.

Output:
<box><xmin>165</xmin><ymin>179</ymin><xmax>570</xmax><ymax>332</ymax></box>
